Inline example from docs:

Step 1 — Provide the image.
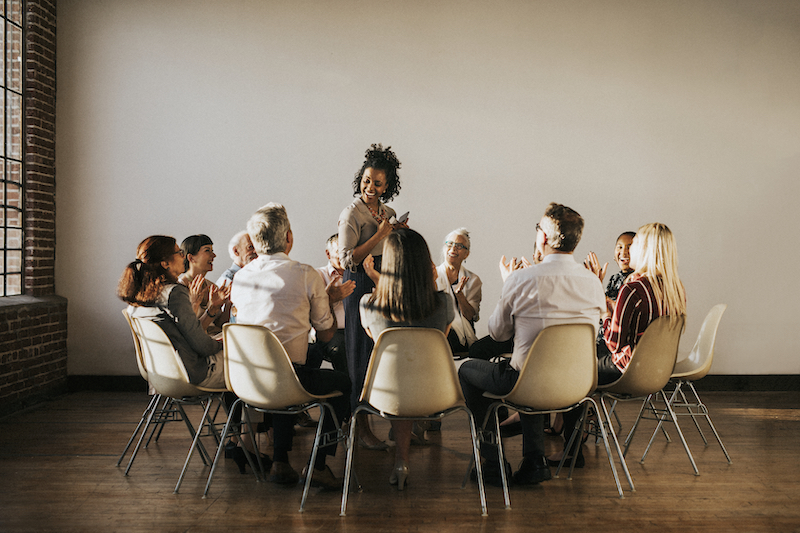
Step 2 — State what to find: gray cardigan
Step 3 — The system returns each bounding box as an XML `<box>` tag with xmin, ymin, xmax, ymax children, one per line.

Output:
<box><xmin>128</xmin><ymin>283</ymin><xmax>222</xmax><ymax>384</ymax></box>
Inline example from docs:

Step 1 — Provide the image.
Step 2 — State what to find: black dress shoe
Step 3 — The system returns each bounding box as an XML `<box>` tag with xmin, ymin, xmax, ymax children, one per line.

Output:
<box><xmin>470</xmin><ymin>459</ymin><xmax>512</xmax><ymax>488</ymax></box>
<box><xmin>512</xmin><ymin>455</ymin><xmax>552</xmax><ymax>485</ymax></box>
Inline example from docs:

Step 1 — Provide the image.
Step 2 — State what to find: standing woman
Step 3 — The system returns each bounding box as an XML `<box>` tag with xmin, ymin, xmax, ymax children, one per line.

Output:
<box><xmin>553</xmin><ymin>222</ymin><xmax>687</xmax><ymax>466</ymax></box>
<box><xmin>178</xmin><ymin>234</ymin><xmax>230</xmax><ymax>336</ymax></box>
<box><xmin>360</xmin><ymin>228</ymin><xmax>454</xmax><ymax>489</ymax></box>
<box><xmin>338</xmin><ymin>144</ymin><xmax>405</xmax><ymax>449</ymax></box>
<box><xmin>435</xmin><ymin>228</ymin><xmax>482</xmax><ymax>355</ymax></box>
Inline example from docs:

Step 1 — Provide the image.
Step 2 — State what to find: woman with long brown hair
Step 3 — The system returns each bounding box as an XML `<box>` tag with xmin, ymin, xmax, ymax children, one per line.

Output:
<box><xmin>359</xmin><ymin>228</ymin><xmax>453</xmax><ymax>490</ymax></box>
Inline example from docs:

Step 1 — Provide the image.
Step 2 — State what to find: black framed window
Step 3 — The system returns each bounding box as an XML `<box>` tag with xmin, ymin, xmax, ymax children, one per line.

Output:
<box><xmin>1</xmin><ymin>0</ymin><xmax>23</xmax><ymax>296</ymax></box>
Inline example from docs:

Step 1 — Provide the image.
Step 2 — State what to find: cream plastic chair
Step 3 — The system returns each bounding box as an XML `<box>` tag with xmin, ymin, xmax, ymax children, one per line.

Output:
<box><xmin>477</xmin><ymin>324</ymin><xmax>631</xmax><ymax>505</ymax></box>
<box><xmin>340</xmin><ymin>328</ymin><xmax>487</xmax><ymax>517</ymax></box>
<box><xmin>597</xmin><ymin>315</ymin><xmax>691</xmax><ymax>479</ymax></box>
<box><xmin>203</xmin><ymin>323</ymin><xmax>346</xmax><ymax>512</ymax></box>
<box><xmin>129</xmin><ymin>316</ymin><xmax>228</xmax><ymax>492</ymax></box>
<box><xmin>640</xmin><ymin>304</ymin><xmax>732</xmax><ymax>467</ymax></box>
<box><xmin>116</xmin><ymin>309</ymin><xmax>163</xmax><ymax>473</ymax></box>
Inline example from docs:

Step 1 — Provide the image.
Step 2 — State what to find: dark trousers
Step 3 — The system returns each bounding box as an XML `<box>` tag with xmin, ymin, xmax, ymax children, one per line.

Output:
<box><xmin>458</xmin><ymin>358</ymin><xmax>545</xmax><ymax>458</ymax></box>
<box><xmin>272</xmin><ymin>363</ymin><xmax>351</xmax><ymax>460</ymax></box>
<box><xmin>306</xmin><ymin>329</ymin><xmax>348</xmax><ymax>373</ymax></box>
<box><xmin>467</xmin><ymin>335</ymin><xmax>514</xmax><ymax>361</ymax></box>
<box><xmin>562</xmin><ymin>352</ymin><xmax>622</xmax><ymax>455</ymax></box>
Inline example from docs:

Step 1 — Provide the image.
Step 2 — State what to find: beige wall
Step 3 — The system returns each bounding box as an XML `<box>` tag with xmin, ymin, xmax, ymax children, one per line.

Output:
<box><xmin>57</xmin><ymin>0</ymin><xmax>800</xmax><ymax>375</ymax></box>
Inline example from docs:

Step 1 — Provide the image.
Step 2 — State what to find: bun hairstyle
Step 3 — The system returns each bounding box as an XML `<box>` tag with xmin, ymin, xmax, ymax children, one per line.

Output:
<box><xmin>352</xmin><ymin>143</ymin><xmax>402</xmax><ymax>202</ymax></box>
<box><xmin>117</xmin><ymin>235</ymin><xmax>178</xmax><ymax>306</ymax></box>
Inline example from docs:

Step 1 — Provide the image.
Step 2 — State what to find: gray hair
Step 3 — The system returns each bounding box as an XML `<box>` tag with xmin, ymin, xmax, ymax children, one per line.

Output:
<box><xmin>247</xmin><ymin>203</ymin><xmax>290</xmax><ymax>255</ymax></box>
<box><xmin>227</xmin><ymin>230</ymin><xmax>249</xmax><ymax>262</ymax></box>
<box><xmin>441</xmin><ymin>227</ymin><xmax>471</xmax><ymax>262</ymax></box>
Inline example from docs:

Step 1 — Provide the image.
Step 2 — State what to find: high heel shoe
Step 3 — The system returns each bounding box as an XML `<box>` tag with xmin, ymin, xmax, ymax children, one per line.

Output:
<box><xmin>389</xmin><ymin>461</ymin><xmax>408</xmax><ymax>490</ymax></box>
<box><xmin>388</xmin><ymin>461</ymin><xmax>409</xmax><ymax>491</ymax></box>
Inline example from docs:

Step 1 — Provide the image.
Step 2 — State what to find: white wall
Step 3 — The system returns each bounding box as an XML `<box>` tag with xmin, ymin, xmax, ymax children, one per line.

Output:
<box><xmin>56</xmin><ymin>0</ymin><xmax>800</xmax><ymax>376</ymax></box>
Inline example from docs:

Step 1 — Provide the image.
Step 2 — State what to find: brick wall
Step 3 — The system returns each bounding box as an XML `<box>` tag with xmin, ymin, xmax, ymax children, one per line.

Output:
<box><xmin>0</xmin><ymin>0</ymin><xmax>64</xmax><ymax>416</ymax></box>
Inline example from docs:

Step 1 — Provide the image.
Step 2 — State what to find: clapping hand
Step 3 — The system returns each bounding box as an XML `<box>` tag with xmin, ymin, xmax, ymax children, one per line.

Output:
<box><xmin>326</xmin><ymin>270</ymin><xmax>356</xmax><ymax>303</ymax></box>
<box><xmin>583</xmin><ymin>252</ymin><xmax>608</xmax><ymax>284</ymax></box>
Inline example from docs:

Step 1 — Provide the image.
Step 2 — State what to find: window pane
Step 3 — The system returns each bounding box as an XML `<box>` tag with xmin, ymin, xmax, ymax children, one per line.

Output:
<box><xmin>0</xmin><ymin>91</ymin><xmax>5</xmax><ymax>158</ymax></box>
<box><xmin>7</xmin><ymin>90</ymin><xmax>20</xmax><ymax>158</ymax></box>
<box><xmin>8</xmin><ymin>0</ymin><xmax>22</xmax><ymax>25</ymax></box>
<box><xmin>6</xmin><ymin>22</ymin><xmax>21</xmax><ymax>92</ymax></box>
<box><xmin>0</xmin><ymin>250</ymin><xmax>4</xmax><ymax>274</ymax></box>
<box><xmin>7</xmin><ymin>273</ymin><xmax>21</xmax><ymax>295</ymax></box>
<box><xmin>8</xmin><ymin>227</ymin><xmax>20</xmax><ymax>248</ymax></box>
<box><xmin>6</xmin><ymin>207</ymin><xmax>20</xmax><ymax>228</ymax></box>
<box><xmin>7</xmin><ymin>159</ymin><xmax>20</xmax><ymax>184</ymax></box>
<box><xmin>6</xmin><ymin>182</ymin><xmax>19</xmax><ymax>209</ymax></box>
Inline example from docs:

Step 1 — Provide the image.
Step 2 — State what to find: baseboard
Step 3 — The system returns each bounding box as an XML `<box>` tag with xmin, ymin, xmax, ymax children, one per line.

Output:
<box><xmin>64</xmin><ymin>374</ymin><xmax>800</xmax><ymax>393</ymax></box>
<box><xmin>693</xmin><ymin>374</ymin><xmax>799</xmax><ymax>392</ymax></box>
<box><xmin>68</xmin><ymin>375</ymin><xmax>147</xmax><ymax>393</ymax></box>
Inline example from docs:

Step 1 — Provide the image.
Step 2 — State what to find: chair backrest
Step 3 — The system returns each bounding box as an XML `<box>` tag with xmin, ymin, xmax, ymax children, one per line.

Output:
<box><xmin>130</xmin><ymin>316</ymin><xmax>202</xmax><ymax>398</ymax></box>
<box><xmin>361</xmin><ymin>327</ymin><xmax>464</xmax><ymax>418</ymax></box>
<box><xmin>504</xmin><ymin>323</ymin><xmax>597</xmax><ymax>410</ymax></box>
<box><xmin>222</xmin><ymin>323</ymin><xmax>315</xmax><ymax>410</ymax></box>
<box><xmin>601</xmin><ymin>315</ymin><xmax>685</xmax><ymax>397</ymax></box>
<box><xmin>122</xmin><ymin>309</ymin><xmax>148</xmax><ymax>381</ymax></box>
<box><xmin>674</xmin><ymin>304</ymin><xmax>727</xmax><ymax>380</ymax></box>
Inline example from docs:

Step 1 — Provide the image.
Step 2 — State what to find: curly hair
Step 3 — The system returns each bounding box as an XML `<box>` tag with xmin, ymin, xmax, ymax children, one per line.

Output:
<box><xmin>351</xmin><ymin>143</ymin><xmax>402</xmax><ymax>202</ymax></box>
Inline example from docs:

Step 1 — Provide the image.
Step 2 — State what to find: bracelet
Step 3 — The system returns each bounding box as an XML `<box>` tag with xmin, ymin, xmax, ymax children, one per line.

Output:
<box><xmin>207</xmin><ymin>308</ymin><xmax>218</xmax><ymax>318</ymax></box>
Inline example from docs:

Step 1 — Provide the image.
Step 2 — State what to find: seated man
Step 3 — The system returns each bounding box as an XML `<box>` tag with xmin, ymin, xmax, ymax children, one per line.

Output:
<box><xmin>215</xmin><ymin>230</ymin><xmax>257</xmax><ymax>286</ymax></box>
<box><xmin>458</xmin><ymin>202</ymin><xmax>604</xmax><ymax>486</ymax></box>
<box><xmin>231</xmin><ymin>203</ymin><xmax>351</xmax><ymax>489</ymax></box>
<box><xmin>307</xmin><ymin>234</ymin><xmax>354</xmax><ymax>373</ymax></box>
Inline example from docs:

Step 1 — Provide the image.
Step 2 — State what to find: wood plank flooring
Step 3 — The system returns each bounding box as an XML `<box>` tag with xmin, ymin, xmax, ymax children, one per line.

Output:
<box><xmin>0</xmin><ymin>390</ymin><xmax>798</xmax><ymax>532</ymax></box>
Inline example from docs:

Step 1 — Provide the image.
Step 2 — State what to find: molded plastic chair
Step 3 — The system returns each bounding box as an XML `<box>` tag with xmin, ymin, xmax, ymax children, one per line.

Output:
<box><xmin>477</xmin><ymin>324</ymin><xmax>631</xmax><ymax>505</ymax></box>
<box><xmin>597</xmin><ymin>315</ymin><xmax>691</xmax><ymax>478</ymax></box>
<box><xmin>640</xmin><ymin>304</ymin><xmax>732</xmax><ymax>467</ymax></box>
<box><xmin>203</xmin><ymin>323</ymin><xmax>346</xmax><ymax>512</ymax></box>
<box><xmin>129</xmin><ymin>316</ymin><xmax>228</xmax><ymax>492</ymax></box>
<box><xmin>340</xmin><ymin>328</ymin><xmax>487</xmax><ymax>517</ymax></box>
<box><xmin>116</xmin><ymin>309</ymin><xmax>163</xmax><ymax>473</ymax></box>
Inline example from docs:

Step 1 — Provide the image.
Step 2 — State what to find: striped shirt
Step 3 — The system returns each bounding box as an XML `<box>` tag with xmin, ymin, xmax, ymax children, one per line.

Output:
<box><xmin>603</xmin><ymin>275</ymin><xmax>661</xmax><ymax>372</ymax></box>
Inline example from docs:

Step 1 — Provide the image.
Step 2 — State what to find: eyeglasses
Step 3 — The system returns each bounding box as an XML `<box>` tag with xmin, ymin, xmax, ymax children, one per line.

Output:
<box><xmin>535</xmin><ymin>223</ymin><xmax>545</xmax><ymax>235</ymax></box>
<box><xmin>445</xmin><ymin>241</ymin><xmax>468</xmax><ymax>251</ymax></box>
<box><xmin>173</xmin><ymin>249</ymin><xmax>186</xmax><ymax>257</ymax></box>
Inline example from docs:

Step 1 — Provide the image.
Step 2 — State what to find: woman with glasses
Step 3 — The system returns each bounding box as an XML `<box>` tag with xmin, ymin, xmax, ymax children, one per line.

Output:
<box><xmin>435</xmin><ymin>228</ymin><xmax>482</xmax><ymax>356</ymax></box>
<box><xmin>117</xmin><ymin>235</ymin><xmax>226</xmax><ymax>389</ymax></box>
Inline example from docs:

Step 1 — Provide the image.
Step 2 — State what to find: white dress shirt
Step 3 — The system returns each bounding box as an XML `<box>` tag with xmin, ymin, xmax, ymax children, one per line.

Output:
<box><xmin>488</xmin><ymin>253</ymin><xmax>605</xmax><ymax>371</ymax></box>
<box><xmin>231</xmin><ymin>253</ymin><xmax>334</xmax><ymax>365</ymax></box>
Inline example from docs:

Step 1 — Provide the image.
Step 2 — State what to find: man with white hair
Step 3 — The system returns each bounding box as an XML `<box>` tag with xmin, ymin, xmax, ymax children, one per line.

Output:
<box><xmin>231</xmin><ymin>203</ymin><xmax>351</xmax><ymax>490</ymax></box>
<box><xmin>215</xmin><ymin>230</ymin><xmax>257</xmax><ymax>286</ymax></box>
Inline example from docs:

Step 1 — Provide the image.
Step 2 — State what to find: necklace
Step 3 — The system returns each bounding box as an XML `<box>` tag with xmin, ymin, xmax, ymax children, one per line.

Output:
<box><xmin>362</xmin><ymin>198</ymin><xmax>384</xmax><ymax>223</ymax></box>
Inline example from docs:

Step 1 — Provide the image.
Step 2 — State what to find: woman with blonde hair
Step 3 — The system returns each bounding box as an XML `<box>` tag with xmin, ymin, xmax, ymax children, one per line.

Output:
<box><xmin>552</xmin><ymin>222</ymin><xmax>686</xmax><ymax>467</ymax></box>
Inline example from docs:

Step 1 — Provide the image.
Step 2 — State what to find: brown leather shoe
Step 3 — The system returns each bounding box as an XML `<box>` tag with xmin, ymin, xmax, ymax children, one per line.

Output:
<box><xmin>269</xmin><ymin>461</ymin><xmax>299</xmax><ymax>485</ymax></box>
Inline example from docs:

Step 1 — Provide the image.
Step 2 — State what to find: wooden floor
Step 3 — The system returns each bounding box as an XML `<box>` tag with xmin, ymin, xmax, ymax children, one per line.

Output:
<box><xmin>0</xmin><ymin>390</ymin><xmax>798</xmax><ymax>532</ymax></box>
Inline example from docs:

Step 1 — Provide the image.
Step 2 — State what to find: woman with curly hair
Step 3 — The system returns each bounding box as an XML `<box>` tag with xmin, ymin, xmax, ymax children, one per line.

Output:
<box><xmin>338</xmin><ymin>144</ymin><xmax>407</xmax><ymax>450</ymax></box>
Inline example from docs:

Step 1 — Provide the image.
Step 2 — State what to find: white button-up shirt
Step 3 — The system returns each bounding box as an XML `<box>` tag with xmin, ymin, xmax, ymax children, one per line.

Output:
<box><xmin>231</xmin><ymin>253</ymin><xmax>334</xmax><ymax>364</ymax></box>
<box><xmin>488</xmin><ymin>253</ymin><xmax>605</xmax><ymax>372</ymax></box>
